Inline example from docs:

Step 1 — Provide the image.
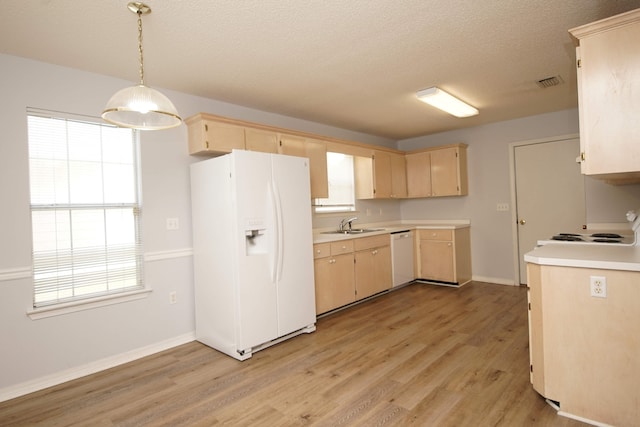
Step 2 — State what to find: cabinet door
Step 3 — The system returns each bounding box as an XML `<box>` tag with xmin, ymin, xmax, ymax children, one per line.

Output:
<box><xmin>187</xmin><ymin>120</ymin><xmax>245</xmax><ymax>155</ymax></box>
<box><xmin>355</xmin><ymin>245</ymin><xmax>391</xmax><ymax>300</ymax></box>
<box><xmin>305</xmin><ymin>139</ymin><xmax>329</xmax><ymax>199</ymax></box>
<box><xmin>279</xmin><ymin>135</ymin><xmax>328</xmax><ymax>199</ymax></box>
<box><xmin>354</xmin><ymin>152</ymin><xmax>399</xmax><ymax>199</ymax></box>
<box><xmin>430</xmin><ymin>147</ymin><xmax>460</xmax><ymax>196</ymax></box>
<box><xmin>314</xmin><ymin>253</ymin><xmax>355</xmax><ymax>314</ymax></box>
<box><xmin>245</xmin><ymin>129</ymin><xmax>278</xmax><ymax>153</ymax></box>
<box><xmin>390</xmin><ymin>153</ymin><xmax>407</xmax><ymax>198</ymax></box>
<box><xmin>573</xmin><ymin>18</ymin><xmax>640</xmax><ymax>177</ymax></box>
<box><xmin>527</xmin><ymin>263</ymin><xmax>545</xmax><ymax>394</ymax></box>
<box><xmin>373</xmin><ymin>245</ymin><xmax>392</xmax><ymax>292</ymax></box>
<box><xmin>419</xmin><ymin>239</ymin><xmax>454</xmax><ymax>282</ymax></box>
<box><xmin>406</xmin><ymin>152</ymin><xmax>431</xmax><ymax>197</ymax></box>
<box><xmin>278</xmin><ymin>134</ymin><xmax>306</xmax><ymax>157</ymax></box>
<box><xmin>373</xmin><ymin>152</ymin><xmax>392</xmax><ymax>198</ymax></box>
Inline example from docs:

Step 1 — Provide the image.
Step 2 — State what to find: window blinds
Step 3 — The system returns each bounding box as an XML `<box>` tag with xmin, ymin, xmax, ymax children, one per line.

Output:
<box><xmin>27</xmin><ymin>109</ymin><xmax>143</xmax><ymax>307</ymax></box>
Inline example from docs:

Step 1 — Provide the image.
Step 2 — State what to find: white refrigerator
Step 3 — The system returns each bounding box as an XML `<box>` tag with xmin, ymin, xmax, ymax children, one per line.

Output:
<box><xmin>190</xmin><ymin>150</ymin><xmax>316</xmax><ymax>360</ymax></box>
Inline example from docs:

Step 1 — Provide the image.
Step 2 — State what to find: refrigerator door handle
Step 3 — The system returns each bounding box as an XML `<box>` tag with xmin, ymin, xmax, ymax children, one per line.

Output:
<box><xmin>268</xmin><ymin>180</ymin><xmax>278</xmax><ymax>284</ymax></box>
<box><xmin>272</xmin><ymin>177</ymin><xmax>284</xmax><ymax>283</ymax></box>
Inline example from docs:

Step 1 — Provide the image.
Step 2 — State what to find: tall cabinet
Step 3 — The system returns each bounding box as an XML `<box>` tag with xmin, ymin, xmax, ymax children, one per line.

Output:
<box><xmin>569</xmin><ymin>9</ymin><xmax>640</xmax><ymax>183</ymax></box>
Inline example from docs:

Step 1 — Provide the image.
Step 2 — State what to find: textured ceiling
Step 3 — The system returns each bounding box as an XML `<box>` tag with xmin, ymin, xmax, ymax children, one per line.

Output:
<box><xmin>1</xmin><ymin>0</ymin><xmax>639</xmax><ymax>140</ymax></box>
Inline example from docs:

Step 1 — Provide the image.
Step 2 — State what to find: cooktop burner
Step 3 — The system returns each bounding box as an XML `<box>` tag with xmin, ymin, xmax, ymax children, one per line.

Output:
<box><xmin>545</xmin><ymin>231</ymin><xmax>633</xmax><ymax>245</ymax></box>
<box><xmin>552</xmin><ymin>235</ymin><xmax>583</xmax><ymax>241</ymax></box>
<box><xmin>591</xmin><ymin>233</ymin><xmax>622</xmax><ymax>239</ymax></box>
<box><xmin>592</xmin><ymin>238</ymin><xmax>623</xmax><ymax>243</ymax></box>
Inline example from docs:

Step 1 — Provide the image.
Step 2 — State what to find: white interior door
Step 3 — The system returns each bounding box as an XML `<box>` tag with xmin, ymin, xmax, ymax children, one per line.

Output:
<box><xmin>514</xmin><ymin>137</ymin><xmax>585</xmax><ymax>284</ymax></box>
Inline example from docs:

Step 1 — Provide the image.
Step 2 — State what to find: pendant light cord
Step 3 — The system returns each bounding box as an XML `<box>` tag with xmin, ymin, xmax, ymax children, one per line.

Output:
<box><xmin>137</xmin><ymin>10</ymin><xmax>145</xmax><ymax>86</ymax></box>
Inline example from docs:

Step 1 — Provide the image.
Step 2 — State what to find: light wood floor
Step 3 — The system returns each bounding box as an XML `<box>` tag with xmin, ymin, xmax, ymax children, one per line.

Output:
<box><xmin>0</xmin><ymin>282</ymin><xmax>587</xmax><ymax>426</ymax></box>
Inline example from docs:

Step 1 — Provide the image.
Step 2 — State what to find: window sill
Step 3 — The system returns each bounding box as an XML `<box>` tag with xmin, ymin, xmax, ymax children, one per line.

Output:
<box><xmin>27</xmin><ymin>288</ymin><xmax>152</xmax><ymax>320</ymax></box>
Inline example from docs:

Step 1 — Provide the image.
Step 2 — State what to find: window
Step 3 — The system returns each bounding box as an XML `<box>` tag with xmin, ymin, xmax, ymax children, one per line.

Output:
<box><xmin>314</xmin><ymin>152</ymin><xmax>356</xmax><ymax>213</ymax></box>
<box><xmin>27</xmin><ymin>109</ymin><xmax>143</xmax><ymax>308</ymax></box>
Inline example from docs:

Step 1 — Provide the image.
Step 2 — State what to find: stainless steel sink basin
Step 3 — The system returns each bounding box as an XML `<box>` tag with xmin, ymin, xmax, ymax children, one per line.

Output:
<box><xmin>320</xmin><ymin>228</ymin><xmax>385</xmax><ymax>235</ymax></box>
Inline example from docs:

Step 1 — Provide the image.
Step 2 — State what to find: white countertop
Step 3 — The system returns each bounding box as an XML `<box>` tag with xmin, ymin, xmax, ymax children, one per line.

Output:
<box><xmin>312</xmin><ymin>220</ymin><xmax>470</xmax><ymax>244</ymax></box>
<box><xmin>524</xmin><ymin>243</ymin><xmax>640</xmax><ymax>272</ymax></box>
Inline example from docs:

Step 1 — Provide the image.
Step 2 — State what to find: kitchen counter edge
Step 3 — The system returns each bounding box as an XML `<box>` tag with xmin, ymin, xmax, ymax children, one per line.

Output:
<box><xmin>524</xmin><ymin>244</ymin><xmax>640</xmax><ymax>272</ymax></box>
<box><xmin>312</xmin><ymin>221</ymin><xmax>470</xmax><ymax>244</ymax></box>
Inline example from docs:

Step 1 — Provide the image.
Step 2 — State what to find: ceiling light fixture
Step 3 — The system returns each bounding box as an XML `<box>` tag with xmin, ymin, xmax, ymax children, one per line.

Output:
<box><xmin>416</xmin><ymin>87</ymin><xmax>478</xmax><ymax>118</ymax></box>
<box><xmin>102</xmin><ymin>2</ymin><xmax>182</xmax><ymax>130</ymax></box>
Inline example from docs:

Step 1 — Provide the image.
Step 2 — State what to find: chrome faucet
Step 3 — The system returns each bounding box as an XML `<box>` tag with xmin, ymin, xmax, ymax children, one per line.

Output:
<box><xmin>339</xmin><ymin>216</ymin><xmax>358</xmax><ymax>231</ymax></box>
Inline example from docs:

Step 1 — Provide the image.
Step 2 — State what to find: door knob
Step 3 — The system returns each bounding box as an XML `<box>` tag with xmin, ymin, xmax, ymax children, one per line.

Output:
<box><xmin>519</xmin><ymin>219</ymin><xmax>526</xmax><ymax>225</ymax></box>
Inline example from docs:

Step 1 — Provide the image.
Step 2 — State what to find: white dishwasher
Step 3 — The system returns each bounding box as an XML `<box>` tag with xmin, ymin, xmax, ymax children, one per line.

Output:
<box><xmin>391</xmin><ymin>230</ymin><xmax>414</xmax><ymax>287</ymax></box>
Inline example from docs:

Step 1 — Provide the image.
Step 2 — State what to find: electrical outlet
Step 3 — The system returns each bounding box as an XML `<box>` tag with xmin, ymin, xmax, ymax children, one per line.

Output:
<box><xmin>590</xmin><ymin>276</ymin><xmax>607</xmax><ymax>298</ymax></box>
<box><xmin>166</xmin><ymin>218</ymin><xmax>179</xmax><ymax>230</ymax></box>
<box><xmin>169</xmin><ymin>291</ymin><xmax>177</xmax><ymax>304</ymax></box>
<box><xmin>497</xmin><ymin>203</ymin><xmax>510</xmax><ymax>212</ymax></box>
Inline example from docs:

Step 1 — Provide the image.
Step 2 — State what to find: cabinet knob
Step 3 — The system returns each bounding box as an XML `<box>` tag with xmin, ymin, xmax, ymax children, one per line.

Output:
<box><xmin>519</xmin><ymin>219</ymin><xmax>526</xmax><ymax>225</ymax></box>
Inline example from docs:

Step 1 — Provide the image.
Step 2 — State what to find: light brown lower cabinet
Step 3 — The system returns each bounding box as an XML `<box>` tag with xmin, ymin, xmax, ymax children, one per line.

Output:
<box><xmin>354</xmin><ymin>234</ymin><xmax>392</xmax><ymax>300</ymax></box>
<box><xmin>313</xmin><ymin>241</ymin><xmax>355</xmax><ymax>314</ymax></box>
<box><xmin>313</xmin><ymin>234</ymin><xmax>392</xmax><ymax>315</ymax></box>
<box><xmin>415</xmin><ymin>227</ymin><xmax>471</xmax><ymax>286</ymax></box>
<box><xmin>526</xmin><ymin>263</ymin><xmax>640</xmax><ymax>426</ymax></box>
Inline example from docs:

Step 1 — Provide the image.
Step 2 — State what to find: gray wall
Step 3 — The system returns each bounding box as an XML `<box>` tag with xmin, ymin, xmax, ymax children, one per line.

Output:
<box><xmin>0</xmin><ymin>53</ymin><xmax>394</xmax><ymax>399</ymax></box>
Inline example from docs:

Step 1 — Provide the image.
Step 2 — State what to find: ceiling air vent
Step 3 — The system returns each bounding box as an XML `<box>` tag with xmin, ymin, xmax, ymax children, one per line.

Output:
<box><xmin>536</xmin><ymin>75</ymin><xmax>564</xmax><ymax>88</ymax></box>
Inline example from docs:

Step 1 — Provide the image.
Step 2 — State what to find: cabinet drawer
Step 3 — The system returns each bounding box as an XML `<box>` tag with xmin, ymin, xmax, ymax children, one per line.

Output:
<box><xmin>354</xmin><ymin>234</ymin><xmax>390</xmax><ymax>251</ymax></box>
<box><xmin>313</xmin><ymin>243</ymin><xmax>331</xmax><ymax>259</ymax></box>
<box><xmin>330</xmin><ymin>240</ymin><xmax>354</xmax><ymax>255</ymax></box>
<box><xmin>419</xmin><ymin>229</ymin><xmax>453</xmax><ymax>241</ymax></box>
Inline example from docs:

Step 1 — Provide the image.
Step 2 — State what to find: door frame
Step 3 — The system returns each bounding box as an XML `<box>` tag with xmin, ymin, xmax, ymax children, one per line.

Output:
<box><xmin>508</xmin><ymin>133</ymin><xmax>580</xmax><ymax>285</ymax></box>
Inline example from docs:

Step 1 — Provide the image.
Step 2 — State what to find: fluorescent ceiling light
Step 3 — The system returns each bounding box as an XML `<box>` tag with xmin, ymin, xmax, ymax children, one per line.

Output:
<box><xmin>416</xmin><ymin>87</ymin><xmax>478</xmax><ymax>118</ymax></box>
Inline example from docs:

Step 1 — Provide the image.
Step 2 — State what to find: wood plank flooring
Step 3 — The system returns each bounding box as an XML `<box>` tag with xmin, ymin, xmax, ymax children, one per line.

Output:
<box><xmin>0</xmin><ymin>282</ymin><xmax>587</xmax><ymax>426</ymax></box>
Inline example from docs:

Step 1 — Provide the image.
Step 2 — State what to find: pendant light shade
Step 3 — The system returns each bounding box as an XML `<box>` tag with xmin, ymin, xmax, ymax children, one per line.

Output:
<box><xmin>102</xmin><ymin>2</ymin><xmax>182</xmax><ymax>130</ymax></box>
<box><xmin>103</xmin><ymin>84</ymin><xmax>182</xmax><ymax>130</ymax></box>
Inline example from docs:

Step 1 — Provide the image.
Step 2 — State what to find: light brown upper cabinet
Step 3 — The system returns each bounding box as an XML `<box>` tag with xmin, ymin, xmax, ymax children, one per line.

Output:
<box><xmin>355</xmin><ymin>150</ymin><xmax>407</xmax><ymax>199</ymax></box>
<box><xmin>279</xmin><ymin>134</ymin><xmax>329</xmax><ymax>199</ymax></box>
<box><xmin>245</xmin><ymin>128</ymin><xmax>278</xmax><ymax>153</ymax></box>
<box><xmin>186</xmin><ymin>114</ymin><xmax>328</xmax><ymax>199</ymax></box>
<box><xmin>186</xmin><ymin>115</ymin><xmax>245</xmax><ymax>155</ymax></box>
<box><xmin>303</xmin><ymin>139</ymin><xmax>329</xmax><ymax>199</ymax></box>
<box><xmin>569</xmin><ymin>9</ymin><xmax>640</xmax><ymax>184</ymax></box>
<box><xmin>186</xmin><ymin>113</ymin><xmax>467</xmax><ymax>200</ymax></box>
<box><xmin>406</xmin><ymin>144</ymin><xmax>468</xmax><ymax>198</ymax></box>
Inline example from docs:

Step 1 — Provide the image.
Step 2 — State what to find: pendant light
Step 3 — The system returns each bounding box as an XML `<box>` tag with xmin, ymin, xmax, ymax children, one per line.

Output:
<box><xmin>102</xmin><ymin>2</ymin><xmax>182</xmax><ymax>130</ymax></box>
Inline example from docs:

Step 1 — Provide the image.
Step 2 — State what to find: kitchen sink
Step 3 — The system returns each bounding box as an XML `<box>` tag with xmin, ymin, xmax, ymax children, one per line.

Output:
<box><xmin>321</xmin><ymin>228</ymin><xmax>385</xmax><ymax>235</ymax></box>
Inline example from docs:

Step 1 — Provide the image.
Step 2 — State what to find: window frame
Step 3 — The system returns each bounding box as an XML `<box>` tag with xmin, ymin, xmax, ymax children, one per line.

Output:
<box><xmin>26</xmin><ymin>108</ymin><xmax>146</xmax><ymax>317</ymax></box>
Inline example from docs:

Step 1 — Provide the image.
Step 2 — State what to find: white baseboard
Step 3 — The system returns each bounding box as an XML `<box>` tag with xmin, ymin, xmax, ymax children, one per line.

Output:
<box><xmin>472</xmin><ymin>275</ymin><xmax>518</xmax><ymax>286</ymax></box>
<box><xmin>0</xmin><ymin>332</ymin><xmax>196</xmax><ymax>403</ymax></box>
